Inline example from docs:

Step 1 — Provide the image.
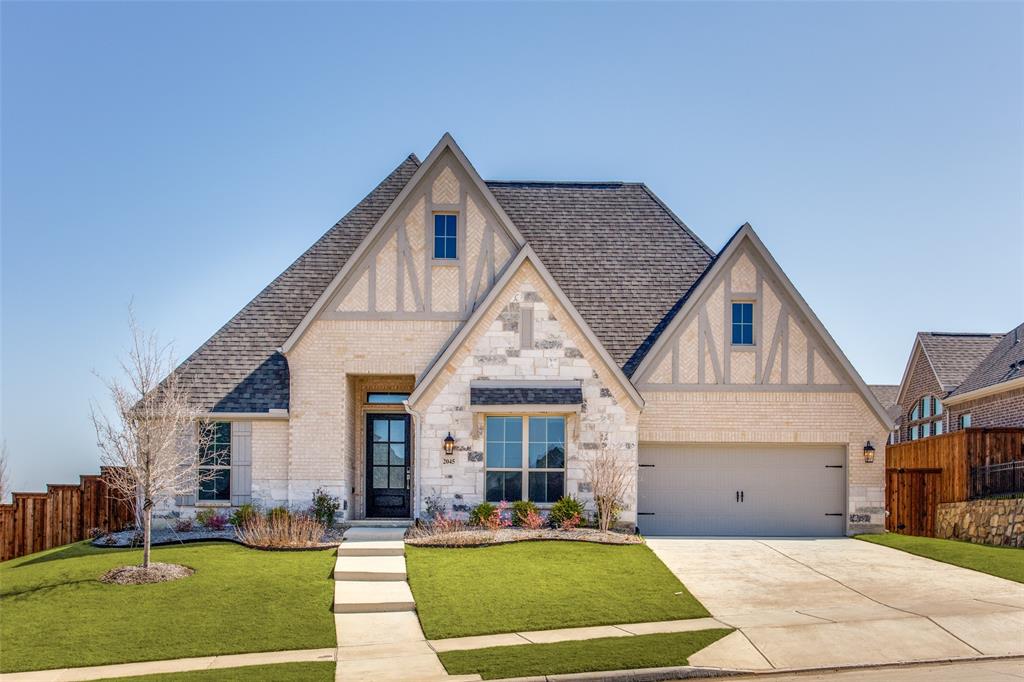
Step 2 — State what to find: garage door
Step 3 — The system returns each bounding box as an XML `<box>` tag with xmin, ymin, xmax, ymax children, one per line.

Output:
<box><xmin>637</xmin><ymin>444</ymin><xmax>846</xmax><ymax>536</ymax></box>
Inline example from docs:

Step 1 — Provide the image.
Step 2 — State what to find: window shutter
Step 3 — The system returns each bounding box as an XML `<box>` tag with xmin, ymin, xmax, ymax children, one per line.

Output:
<box><xmin>231</xmin><ymin>422</ymin><xmax>253</xmax><ymax>505</ymax></box>
<box><xmin>176</xmin><ymin>424</ymin><xmax>197</xmax><ymax>506</ymax></box>
<box><xmin>520</xmin><ymin>305</ymin><xmax>534</xmax><ymax>350</ymax></box>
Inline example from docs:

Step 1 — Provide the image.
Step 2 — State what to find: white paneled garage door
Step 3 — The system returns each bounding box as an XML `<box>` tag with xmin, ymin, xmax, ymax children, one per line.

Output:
<box><xmin>637</xmin><ymin>444</ymin><xmax>846</xmax><ymax>536</ymax></box>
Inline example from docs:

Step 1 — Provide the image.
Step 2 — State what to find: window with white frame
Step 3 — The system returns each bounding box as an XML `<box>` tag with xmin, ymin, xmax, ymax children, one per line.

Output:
<box><xmin>198</xmin><ymin>422</ymin><xmax>231</xmax><ymax>502</ymax></box>
<box><xmin>907</xmin><ymin>395</ymin><xmax>943</xmax><ymax>441</ymax></box>
<box><xmin>485</xmin><ymin>415</ymin><xmax>566</xmax><ymax>504</ymax></box>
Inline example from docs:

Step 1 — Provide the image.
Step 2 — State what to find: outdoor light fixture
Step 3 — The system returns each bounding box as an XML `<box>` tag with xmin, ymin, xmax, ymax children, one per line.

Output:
<box><xmin>443</xmin><ymin>432</ymin><xmax>456</xmax><ymax>457</ymax></box>
<box><xmin>863</xmin><ymin>441</ymin><xmax>876</xmax><ymax>464</ymax></box>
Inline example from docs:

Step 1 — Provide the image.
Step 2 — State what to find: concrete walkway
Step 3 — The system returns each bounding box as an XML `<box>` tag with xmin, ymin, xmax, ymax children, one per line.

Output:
<box><xmin>648</xmin><ymin>537</ymin><xmax>1024</xmax><ymax>672</ymax></box>
<box><xmin>0</xmin><ymin>648</ymin><xmax>336</xmax><ymax>682</ymax></box>
<box><xmin>428</xmin><ymin>616</ymin><xmax>730</xmax><ymax>652</ymax></box>
<box><xmin>333</xmin><ymin>526</ymin><xmax>480</xmax><ymax>682</ymax></box>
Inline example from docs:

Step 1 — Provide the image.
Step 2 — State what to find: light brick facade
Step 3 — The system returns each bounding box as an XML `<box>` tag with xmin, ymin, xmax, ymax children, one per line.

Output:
<box><xmin>947</xmin><ymin>387</ymin><xmax>1024</xmax><ymax>432</ymax></box>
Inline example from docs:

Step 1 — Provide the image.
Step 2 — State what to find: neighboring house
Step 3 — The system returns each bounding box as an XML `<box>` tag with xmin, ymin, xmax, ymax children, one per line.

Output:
<box><xmin>170</xmin><ymin>134</ymin><xmax>892</xmax><ymax>536</ymax></box>
<box><xmin>944</xmin><ymin>322</ymin><xmax>1024</xmax><ymax>431</ymax></box>
<box><xmin>894</xmin><ymin>332</ymin><xmax>1004</xmax><ymax>442</ymax></box>
<box><xmin>869</xmin><ymin>385</ymin><xmax>900</xmax><ymax>444</ymax></box>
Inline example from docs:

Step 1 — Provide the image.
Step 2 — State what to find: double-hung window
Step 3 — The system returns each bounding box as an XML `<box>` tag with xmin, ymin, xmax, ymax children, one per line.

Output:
<box><xmin>198</xmin><ymin>422</ymin><xmax>231</xmax><ymax>502</ymax></box>
<box><xmin>731</xmin><ymin>302</ymin><xmax>754</xmax><ymax>345</ymax></box>
<box><xmin>433</xmin><ymin>214</ymin><xmax>457</xmax><ymax>259</ymax></box>
<box><xmin>485</xmin><ymin>416</ymin><xmax>566</xmax><ymax>504</ymax></box>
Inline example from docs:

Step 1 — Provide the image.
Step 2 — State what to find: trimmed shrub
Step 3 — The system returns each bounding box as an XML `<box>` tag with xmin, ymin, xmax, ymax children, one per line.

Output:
<box><xmin>230</xmin><ymin>503</ymin><xmax>259</xmax><ymax>528</ymax></box>
<box><xmin>173</xmin><ymin>517</ymin><xmax>194</xmax><ymax>533</ymax></box>
<box><xmin>522</xmin><ymin>509</ymin><xmax>546</xmax><ymax>530</ymax></box>
<box><xmin>310</xmin><ymin>488</ymin><xmax>341</xmax><ymax>527</ymax></box>
<box><xmin>510</xmin><ymin>500</ymin><xmax>539</xmax><ymax>526</ymax></box>
<box><xmin>548</xmin><ymin>495</ymin><xmax>585</xmax><ymax>528</ymax></box>
<box><xmin>194</xmin><ymin>508</ymin><xmax>217</xmax><ymax>527</ymax></box>
<box><xmin>559</xmin><ymin>512</ymin><xmax>581</xmax><ymax>530</ymax></box>
<box><xmin>204</xmin><ymin>512</ymin><xmax>229</xmax><ymax>531</ymax></box>
<box><xmin>468</xmin><ymin>502</ymin><xmax>497</xmax><ymax>527</ymax></box>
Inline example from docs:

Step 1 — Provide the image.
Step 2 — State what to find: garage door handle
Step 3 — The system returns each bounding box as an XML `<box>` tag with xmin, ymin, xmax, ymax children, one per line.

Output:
<box><xmin>741</xmin><ymin>491</ymin><xmax>744</xmax><ymax>502</ymax></box>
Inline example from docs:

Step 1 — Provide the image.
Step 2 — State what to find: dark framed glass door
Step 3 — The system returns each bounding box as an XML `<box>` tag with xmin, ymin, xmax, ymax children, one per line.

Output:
<box><xmin>366</xmin><ymin>413</ymin><xmax>411</xmax><ymax>518</ymax></box>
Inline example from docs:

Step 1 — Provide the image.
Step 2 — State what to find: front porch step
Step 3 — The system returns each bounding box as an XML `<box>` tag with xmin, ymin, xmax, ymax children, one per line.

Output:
<box><xmin>338</xmin><ymin>540</ymin><xmax>405</xmax><ymax>557</ymax></box>
<box><xmin>345</xmin><ymin>519</ymin><xmax>414</xmax><ymax>528</ymax></box>
<box><xmin>343</xmin><ymin>526</ymin><xmax>408</xmax><ymax>542</ymax></box>
<box><xmin>335</xmin><ymin>555</ymin><xmax>407</xmax><ymax>581</ymax></box>
<box><xmin>334</xmin><ymin>580</ymin><xmax>416</xmax><ymax>613</ymax></box>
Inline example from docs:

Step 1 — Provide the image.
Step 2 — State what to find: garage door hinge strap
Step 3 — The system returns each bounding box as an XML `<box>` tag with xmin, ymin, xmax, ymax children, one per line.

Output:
<box><xmin>825</xmin><ymin>465</ymin><xmax>843</xmax><ymax>468</ymax></box>
<box><xmin>825</xmin><ymin>513</ymin><xmax>843</xmax><ymax>516</ymax></box>
<box><xmin>638</xmin><ymin>464</ymin><xmax>655</xmax><ymax>468</ymax></box>
<box><xmin>637</xmin><ymin>512</ymin><xmax>655</xmax><ymax>516</ymax></box>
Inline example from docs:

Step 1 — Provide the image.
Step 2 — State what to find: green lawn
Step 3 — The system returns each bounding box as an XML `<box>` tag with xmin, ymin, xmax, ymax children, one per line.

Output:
<box><xmin>1</xmin><ymin>541</ymin><xmax>336</xmax><ymax>673</ymax></box>
<box><xmin>439</xmin><ymin>629</ymin><xmax>732</xmax><ymax>680</ymax></box>
<box><xmin>405</xmin><ymin>541</ymin><xmax>709</xmax><ymax>639</ymax></box>
<box><xmin>857</xmin><ymin>534</ymin><xmax>1024</xmax><ymax>583</ymax></box>
<box><xmin>107</xmin><ymin>662</ymin><xmax>335</xmax><ymax>681</ymax></box>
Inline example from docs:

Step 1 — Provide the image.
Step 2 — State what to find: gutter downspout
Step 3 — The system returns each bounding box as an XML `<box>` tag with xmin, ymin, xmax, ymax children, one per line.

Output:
<box><xmin>403</xmin><ymin>400</ymin><xmax>423</xmax><ymax>521</ymax></box>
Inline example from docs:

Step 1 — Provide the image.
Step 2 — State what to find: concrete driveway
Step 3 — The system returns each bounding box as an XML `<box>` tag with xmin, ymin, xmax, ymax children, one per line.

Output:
<box><xmin>648</xmin><ymin>538</ymin><xmax>1024</xmax><ymax>671</ymax></box>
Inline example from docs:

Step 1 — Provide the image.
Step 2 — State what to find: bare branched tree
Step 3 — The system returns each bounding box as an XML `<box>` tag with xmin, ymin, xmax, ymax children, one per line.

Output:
<box><xmin>0</xmin><ymin>441</ymin><xmax>11</xmax><ymax>504</ymax></box>
<box><xmin>91</xmin><ymin>309</ymin><xmax>214</xmax><ymax>568</ymax></box>
<box><xmin>585</xmin><ymin>450</ymin><xmax>632</xmax><ymax>532</ymax></box>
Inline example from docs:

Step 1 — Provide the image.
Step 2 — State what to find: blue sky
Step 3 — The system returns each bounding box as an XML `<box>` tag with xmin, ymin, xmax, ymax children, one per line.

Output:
<box><xmin>2</xmin><ymin>2</ymin><xmax>1021</xmax><ymax>493</ymax></box>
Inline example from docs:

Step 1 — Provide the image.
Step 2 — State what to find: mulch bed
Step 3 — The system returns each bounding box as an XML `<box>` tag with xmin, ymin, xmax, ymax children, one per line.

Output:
<box><xmin>100</xmin><ymin>562</ymin><xmax>195</xmax><ymax>585</ymax></box>
<box><xmin>405</xmin><ymin>527</ymin><xmax>643</xmax><ymax>547</ymax></box>
<box><xmin>92</xmin><ymin>526</ymin><xmax>344</xmax><ymax>550</ymax></box>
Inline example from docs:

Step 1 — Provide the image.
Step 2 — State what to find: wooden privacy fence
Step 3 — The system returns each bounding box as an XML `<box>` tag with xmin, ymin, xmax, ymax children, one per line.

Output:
<box><xmin>0</xmin><ymin>467</ymin><xmax>134</xmax><ymax>561</ymax></box>
<box><xmin>886</xmin><ymin>427</ymin><xmax>1024</xmax><ymax>536</ymax></box>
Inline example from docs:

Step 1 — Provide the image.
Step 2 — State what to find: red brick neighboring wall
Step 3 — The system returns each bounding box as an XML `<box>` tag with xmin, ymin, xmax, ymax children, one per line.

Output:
<box><xmin>898</xmin><ymin>345</ymin><xmax>945</xmax><ymax>440</ymax></box>
<box><xmin>947</xmin><ymin>387</ymin><xmax>1024</xmax><ymax>432</ymax></box>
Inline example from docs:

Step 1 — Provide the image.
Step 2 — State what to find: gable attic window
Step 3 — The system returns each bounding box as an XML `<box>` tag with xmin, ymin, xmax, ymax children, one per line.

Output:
<box><xmin>731</xmin><ymin>302</ymin><xmax>754</xmax><ymax>345</ymax></box>
<box><xmin>433</xmin><ymin>214</ymin><xmax>458</xmax><ymax>259</ymax></box>
<box><xmin>907</xmin><ymin>396</ymin><xmax>943</xmax><ymax>441</ymax></box>
<box><xmin>198</xmin><ymin>421</ymin><xmax>231</xmax><ymax>502</ymax></box>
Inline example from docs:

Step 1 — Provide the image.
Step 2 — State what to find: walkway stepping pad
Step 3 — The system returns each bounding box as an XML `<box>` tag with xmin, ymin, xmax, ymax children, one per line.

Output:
<box><xmin>335</xmin><ymin>580</ymin><xmax>416</xmax><ymax>613</ymax></box>
<box><xmin>338</xmin><ymin>540</ymin><xmax>405</xmax><ymax>557</ymax></box>
<box><xmin>335</xmin><ymin>555</ymin><xmax>407</xmax><ymax>581</ymax></box>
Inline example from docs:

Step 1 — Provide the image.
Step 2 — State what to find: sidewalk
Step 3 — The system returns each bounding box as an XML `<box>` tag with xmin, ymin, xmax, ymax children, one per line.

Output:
<box><xmin>0</xmin><ymin>648</ymin><xmax>336</xmax><ymax>682</ymax></box>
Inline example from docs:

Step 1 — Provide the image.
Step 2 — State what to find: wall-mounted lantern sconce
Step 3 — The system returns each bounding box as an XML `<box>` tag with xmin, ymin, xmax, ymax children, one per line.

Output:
<box><xmin>443</xmin><ymin>432</ymin><xmax>456</xmax><ymax>457</ymax></box>
<box><xmin>863</xmin><ymin>441</ymin><xmax>876</xmax><ymax>464</ymax></box>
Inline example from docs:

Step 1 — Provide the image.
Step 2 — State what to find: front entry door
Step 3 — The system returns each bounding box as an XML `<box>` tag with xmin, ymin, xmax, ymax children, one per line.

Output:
<box><xmin>366</xmin><ymin>414</ymin><xmax>411</xmax><ymax>518</ymax></box>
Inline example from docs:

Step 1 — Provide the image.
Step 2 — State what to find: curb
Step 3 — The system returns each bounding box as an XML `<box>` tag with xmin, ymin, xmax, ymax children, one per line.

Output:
<box><xmin>491</xmin><ymin>654</ymin><xmax>1024</xmax><ymax>682</ymax></box>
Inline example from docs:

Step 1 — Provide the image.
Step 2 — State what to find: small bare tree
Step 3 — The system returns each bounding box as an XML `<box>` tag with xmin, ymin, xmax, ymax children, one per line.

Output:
<box><xmin>585</xmin><ymin>450</ymin><xmax>632</xmax><ymax>532</ymax></box>
<box><xmin>91</xmin><ymin>310</ymin><xmax>213</xmax><ymax>568</ymax></box>
<box><xmin>0</xmin><ymin>441</ymin><xmax>11</xmax><ymax>503</ymax></box>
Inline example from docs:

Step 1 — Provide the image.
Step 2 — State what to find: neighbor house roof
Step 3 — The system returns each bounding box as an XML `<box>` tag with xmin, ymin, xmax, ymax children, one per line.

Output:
<box><xmin>946</xmin><ymin>322</ymin><xmax>1024</xmax><ymax>400</ymax></box>
<box><xmin>916</xmin><ymin>332</ymin><xmax>1005</xmax><ymax>393</ymax></box>
<box><xmin>175</xmin><ymin>153</ymin><xmax>713</xmax><ymax>413</ymax></box>
<box><xmin>868</xmin><ymin>384</ymin><xmax>901</xmax><ymax>422</ymax></box>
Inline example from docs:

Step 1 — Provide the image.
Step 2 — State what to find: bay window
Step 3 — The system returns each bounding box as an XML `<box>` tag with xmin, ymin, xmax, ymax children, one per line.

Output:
<box><xmin>485</xmin><ymin>415</ymin><xmax>566</xmax><ymax>504</ymax></box>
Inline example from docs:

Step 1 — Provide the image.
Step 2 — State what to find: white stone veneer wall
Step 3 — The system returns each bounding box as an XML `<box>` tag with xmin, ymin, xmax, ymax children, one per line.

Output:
<box><xmin>412</xmin><ymin>260</ymin><xmax>641</xmax><ymax>525</ymax></box>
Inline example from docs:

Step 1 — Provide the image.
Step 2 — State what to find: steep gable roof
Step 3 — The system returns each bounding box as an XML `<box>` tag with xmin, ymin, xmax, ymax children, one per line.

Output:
<box><xmin>490</xmin><ymin>181</ymin><xmax>713</xmax><ymax>370</ymax></box>
<box><xmin>631</xmin><ymin>223</ymin><xmax>893</xmax><ymax>429</ymax></box>
<box><xmin>408</xmin><ymin>247</ymin><xmax>645</xmax><ymax>410</ymax></box>
<box><xmin>917</xmin><ymin>332</ymin><xmax>1004</xmax><ymax>392</ymax></box>
<box><xmin>174</xmin><ymin>154</ymin><xmax>420</xmax><ymax>412</ymax></box>
<box><xmin>173</xmin><ymin>142</ymin><xmax>716</xmax><ymax>413</ymax></box>
<box><xmin>947</xmin><ymin>321</ymin><xmax>1024</xmax><ymax>399</ymax></box>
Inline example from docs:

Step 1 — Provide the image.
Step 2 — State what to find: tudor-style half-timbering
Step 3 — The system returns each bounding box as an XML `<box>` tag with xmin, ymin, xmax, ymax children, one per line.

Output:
<box><xmin>324</xmin><ymin>148</ymin><xmax>518</xmax><ymax>319</ymax></box>
<box><xmin>637</xmin><ymin>242</ymin><xmax>845</xmax><ymax>390</ymax></box>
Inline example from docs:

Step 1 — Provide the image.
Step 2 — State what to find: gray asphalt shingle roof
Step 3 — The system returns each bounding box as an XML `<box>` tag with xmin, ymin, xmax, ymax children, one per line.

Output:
<box><xmin>917</xmin><ymin>332</ymin><xmax>1005</xmax><ymax>393</ymax></box>
<box><xmin>948</xmin><ymin>322</ymin><xmax>1024</xmax><ymax>397</ymax></box>
<box><xmin>470</xmin><ymin>385</ymin><xmax>584</xmax><ymax>406</ymax></box>
<box><xmin>868</xmin><ymin>384</ymin><xmax>901</xmax><ymax>421</ymax></box>
<box><xmin>175</xmin><ymin>156</ymin><xmax>714</xmax><ymax>412</ymax></box>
